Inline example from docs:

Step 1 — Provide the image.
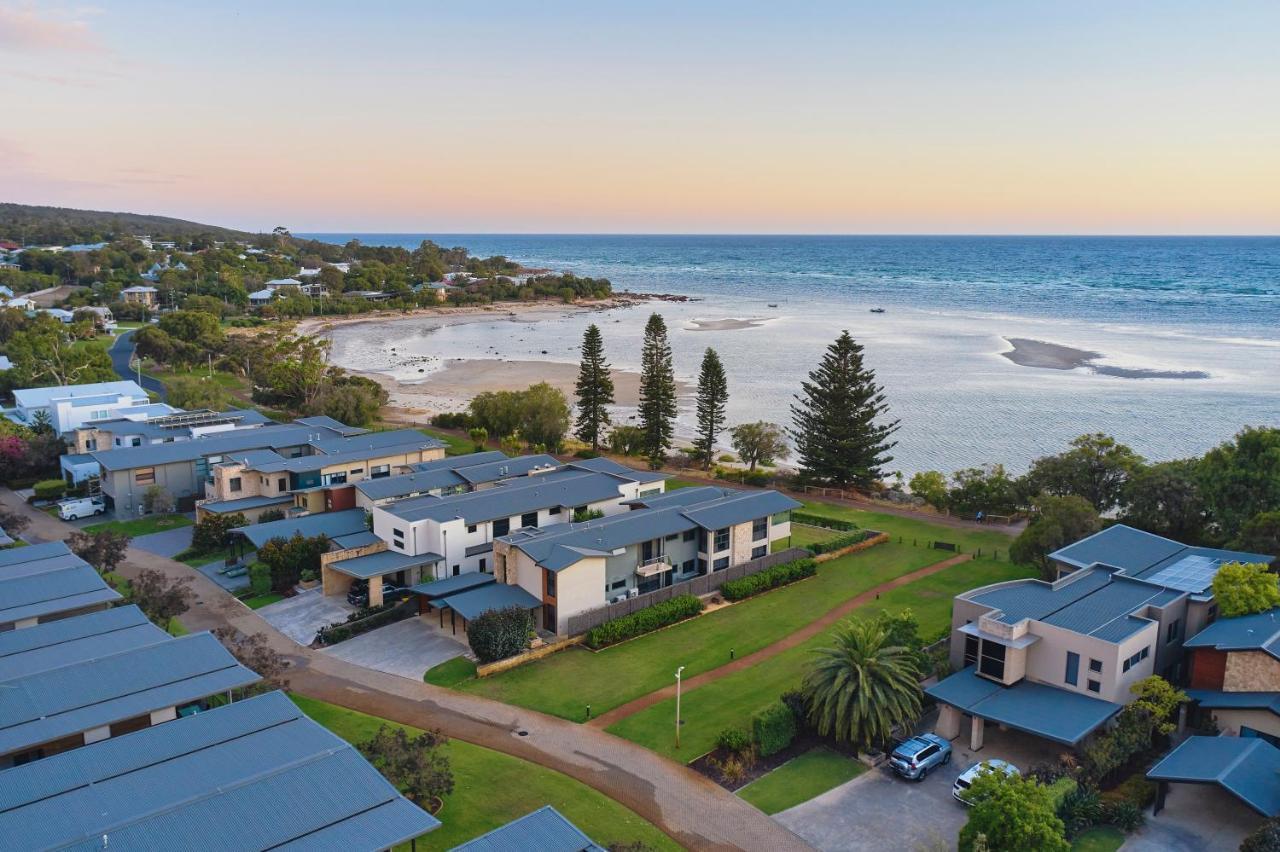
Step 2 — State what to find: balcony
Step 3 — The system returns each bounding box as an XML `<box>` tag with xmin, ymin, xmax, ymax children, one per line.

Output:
<box><xmin>465</xmin><ymin>542</ymin><xmax>494</xmax><ymax>558</ymax></box>
<box><xmin>635</xmin><ymin>555</ymin><xmax>672</xmax><ymax>579</ymax></box>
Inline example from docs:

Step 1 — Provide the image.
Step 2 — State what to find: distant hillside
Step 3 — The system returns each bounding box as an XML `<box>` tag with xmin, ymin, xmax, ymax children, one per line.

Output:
<box><xmin>0</xmin><ymin>203</ymin><xmax>257</xmax><ymax>246</ymax></box>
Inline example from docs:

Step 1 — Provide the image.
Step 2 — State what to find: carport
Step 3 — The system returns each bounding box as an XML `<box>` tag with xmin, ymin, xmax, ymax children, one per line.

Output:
<box><xmin>433</xmin><ymin>582</ymin><xmax>541</xmax><ymax>635</ymax></box>
<box><xmin>1147</xmin><ymin>735</ymin><xmax>1280</xmax><ymax>818</ymax></box>
<box><xmin>926</xmin><ymin>665</ymin><xmax>1123</xmax><ymax>750</ymax></box>
<box><xmin>409</xmin><ymin>572</ymin><xmax>496</xmax><ymax>616</ymax></box>
<box><xmin>322</xmin><ymin>549</ymin><xmax>442</xmax><ymax>606</ymax></box>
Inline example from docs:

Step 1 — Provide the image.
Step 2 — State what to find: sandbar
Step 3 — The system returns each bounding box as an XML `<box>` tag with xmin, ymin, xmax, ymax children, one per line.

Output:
<box><xmin>1002</xmin><ymin>337</ymin><xmax>1209</xmax><ymax>380</ymax></box>
<box><xmin>686</xmin><ymin>317</ymin><xmax>769</xmax><ymax>331</ymax></box>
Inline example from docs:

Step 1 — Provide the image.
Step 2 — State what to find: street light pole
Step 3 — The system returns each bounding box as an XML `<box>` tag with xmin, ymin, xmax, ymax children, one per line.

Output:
<box><xmin>674</xmin><ymin>666</ymin><xmax>685</xmax><ymax>749</ymax></box>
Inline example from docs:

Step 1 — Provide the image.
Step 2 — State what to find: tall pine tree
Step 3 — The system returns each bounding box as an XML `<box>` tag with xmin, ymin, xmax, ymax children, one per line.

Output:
<box><xmin>638</xmin><ymin>312</ymin><xmax>677</xmax><ymax>469</ymax></box>
<box><xmin>790</xmin><ymin>330</ymin><xmax>898</xmax><ymax>488</ymax></box>
<box><xmin>573</xmin><ymin>324</ymin><xmax>615</xmax><ymax>451</ymax></box>
<box><xmin>693</xmin><ymin>347</ymin><xmax>728</xmax><ymax>469</ymax></box>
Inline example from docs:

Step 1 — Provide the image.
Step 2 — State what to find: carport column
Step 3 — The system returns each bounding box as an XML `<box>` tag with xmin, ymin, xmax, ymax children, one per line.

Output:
<box><xmin>936</xmin><ymin>704</ymin><xmax>962</xmax><ymax>740</ymax></box>
<box><xmin>969</xmin><ymin>713</ymin><xmax>985</xmax><ymax>751</ymax></box>
<box><xmin>368</xmin><ymin>574</ymin><xmax>384</xmax><ymax>607</ymax></box>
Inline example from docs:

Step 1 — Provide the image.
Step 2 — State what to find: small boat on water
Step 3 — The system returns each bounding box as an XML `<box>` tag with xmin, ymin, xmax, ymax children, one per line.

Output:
<box><xmin>767</xmin><ymin>303</ymin><xmax>778</xmax><ymax>308</ymax></box>
<box><xmin>870</xmin><ymin>307</ymin><xmax>886</xmax><ymax>314</ymax></box>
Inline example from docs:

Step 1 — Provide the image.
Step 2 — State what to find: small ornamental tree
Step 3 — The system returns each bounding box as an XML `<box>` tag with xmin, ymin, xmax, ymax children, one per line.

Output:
<box><xmin>958</xmin><ymin>770</ymin><xmax>1070</xmax><ymax>852</ymax></box>
<box><xmin>67</xmin><ymin>529</ymin><xmax>130</xmax><ymax>574</ymax></box>
<box><xmin>191</xmin><ymin>512</ymin><xmax>248</xmax><ymax>554</ymax></box>
<box><xmin>141</xmin><ymin>484</ymin><xmax>175</xmax><ymax>515</ymax></box>
<box><xmin>212</xmin><ymin>626</ymin><xmax>291</xmax><ymax>695</ymax></box>
<box><xmin>358</xmin><ymin>724</ymin><xmax>454</xmax><ymax>808</ymax></box>
<box><xmin>1211</xmin><ymin>561</ymin><xmax>1280</xmax><ymax>618</ymax></box>
<box><xmin>466</xmin><ymin>605</ymin><xmax>533</xmax><ymax>663</ymax></box>
<box><xmin>728</xmin><ymin>421</ymin><xmax>789</xmax><ymax>472</ymax></box>
<box><xmin>129</xmin><ymin>567</ymin><xmax>194</xmax><ymax>628</ymax></box>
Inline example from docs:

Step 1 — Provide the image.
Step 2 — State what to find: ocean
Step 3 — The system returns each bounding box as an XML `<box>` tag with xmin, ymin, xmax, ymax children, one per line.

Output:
<box><xmin>301</xmin><ymin>235</ymin><xmax>1280</xmax><ymax>477</ymax></box>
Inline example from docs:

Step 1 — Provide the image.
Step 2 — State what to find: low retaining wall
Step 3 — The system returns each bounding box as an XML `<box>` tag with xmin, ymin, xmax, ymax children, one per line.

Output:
<box><xmin>476</xmin><ymin>635</ymin><xmax>584</xmax><ymax>678</ymax></box>
<box><xmin>813</xmin><ymin>531</ymin><xmax>889</xmax><ymax>563</ymax></box>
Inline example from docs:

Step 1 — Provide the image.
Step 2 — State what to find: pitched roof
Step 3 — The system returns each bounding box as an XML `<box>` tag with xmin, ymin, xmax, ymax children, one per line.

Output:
<box><xmin>0</xmin><ymin>544</ymin><xmax>122</xmax><ymax>626</ymax></box>
<box><xmin>438</xmin><ymin>582</ymin><xmax>541</xmax><ymax>621</ymax></box>
<box><xmin>1184</xmin><ymin>608</ymin><xmax>1280</xmax><ymax>661</ymax></box>
<box><xmin>0</xmin><ymin>631</ymin><xmax>259</xmax><ymax>757</ymax></box>
<box><xmin>198</xmin><ymin>493</ymin><xmax>294</xmax><ymax>514</ymax></box>
<box><xmin>233</xmin><ymin>508</ymin><xmax>368</xmax><ymax>549</ymax></box>
<box><xmin>356</xmin><ymin>451</ymin><xmax>514</xmax><ymax>501</ymax></box>
<box><xmin>409</xmin><ymin>572</ymin><xmax>495</xmax><ymax>598</ymax></box>
<box><xmin>384</xmin><ymin>470</ymin><xmax>627</xmax><ymax>525</ymax></box>
<box><xmin>564</xmin><ymin>456</ymin><xmax>669</xmax><ymax>483</ymax></box>
<box><xmin>326</xmin><ymin>548</ymin><xmax>442</xmax><ymax>579</ymax></box>
<box><xmin>1185</xmin><ymin>690</ymin><xmax>1280</xmax><ymax>717</ymax></box>
<box><xmin>450</xmin><ymin>806</ymin><xmax>604</xmax><ymax>852</ymax></box>
<box><xmin>90</xmin><ymin>422</ymin><xmax>335</xmax><ymax>471</ymax></box>
<box><xmin>0</xmin><ymin>605</ymin><xmax>167</xmax><ymax>682</ymax></box>
<box><xmin>1147</xmin><ymin>736</ymin><xmax>1280</xmax><ymax>817</ymax></box>
<box><xmin>451</xmin><ymin>454</ymin><xmax>559</xmax><ymax>484</ymax></box>
<box><xmin>0</xmin><ymin>690</ymin><xmax>440</xmax><ymax>850</ymax></box>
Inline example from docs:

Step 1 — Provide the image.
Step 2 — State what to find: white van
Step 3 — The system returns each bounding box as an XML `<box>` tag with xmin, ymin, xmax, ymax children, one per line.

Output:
<box><xmin>58</xmin><ymin>496</ymin><xmax>106</xmax><ymax>521</ymax></box>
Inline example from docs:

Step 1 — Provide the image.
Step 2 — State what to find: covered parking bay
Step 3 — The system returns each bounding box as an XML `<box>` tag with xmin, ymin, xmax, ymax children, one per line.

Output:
<box><xmin>1147</xmin><ymin>736</ymin><xmax>1280</xmax><ymax>819</ymax></box>
<box><xmin>926</xmin><ymin>665</ymin><xmax>1123</xmax><ymax>750</ymax></box>
<box><xmin>321</xmin><ymin>549</ymin><xmax>442</xmax><ymax>607</ymax></box>
<box><xmin>421</xmin><ymin>581</ymin><xmax>542</xmax><ymax>636</ymax></box>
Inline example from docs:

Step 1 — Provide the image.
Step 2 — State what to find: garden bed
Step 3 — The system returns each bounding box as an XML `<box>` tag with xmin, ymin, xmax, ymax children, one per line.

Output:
<box><xmin>690</xmin><ymin>730</ymin><xmax>858</xmax><ymax>792</ymax></box>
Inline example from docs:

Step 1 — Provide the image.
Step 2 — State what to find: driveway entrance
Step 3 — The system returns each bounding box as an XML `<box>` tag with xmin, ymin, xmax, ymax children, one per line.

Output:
<box><xmin>257</xmin><ymin>588</ymin><xmax>354</xmax><ymax>645</ymax></box>
<box><xmin>321</xmin><ymin>616</ymin><xmax>470</xmax><ymax>680</ymax></box>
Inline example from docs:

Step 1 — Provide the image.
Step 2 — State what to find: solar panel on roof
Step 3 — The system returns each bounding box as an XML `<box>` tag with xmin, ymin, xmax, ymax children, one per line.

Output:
<box><xmin>1145</xmin><ymin>554</ymin><xmax>1222</xmax><ymax>593</ymax></box>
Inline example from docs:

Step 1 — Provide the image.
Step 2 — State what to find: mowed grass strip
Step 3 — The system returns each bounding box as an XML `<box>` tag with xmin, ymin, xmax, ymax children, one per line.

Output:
<box><xmin>290</xmin><ymin>695</ymin><xmax>679</xmax><ymax>851</ymax></box>
<box><xmin>798</xmin><ymin>501</ymin><xmax>1014</xmax><ymax>556</ymax></box>
<box><xmin>605</xmin><ymin>557</ymin><xmax>1034</xmax><ymax>761</ymax></box>
<box><xmin>788</xmin><ymin>523</ymin><xmax>844</xmax><ymax>549</ymax></box>
<box><xmin>85</xmin><ymin>514</ymin><xmax>192</xmax><ymax>537</ymax></box>
<box><xmin>458</xmin><ymin>543</ymin><xmax>943</xmax><ymax>720</ymax></box>
<box><xmin>737</xmin><ymin>747</ymin><xmax>866</xmax><ymax>814</ymax></box>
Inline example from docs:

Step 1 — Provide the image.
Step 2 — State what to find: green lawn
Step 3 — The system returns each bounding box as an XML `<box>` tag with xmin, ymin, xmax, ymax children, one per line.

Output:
<box><xmin>789</xmin><ymin>523</ymin><xmax>842</xmax><ymax>549</ymax></box>
<box><xmin>1071</xmin><ymin>826</ymin><xmax>1125</xmax><ymax>852</ymax></box>
<box><xmin>799</xmin><ymin>501</ymin><xmax>1015</xmax><ymax>559</ymax></box>
<box><xmin>241</xmin><ymin>593</ymin><xmax>283</xmax><ymax>609</ymax></box>
<box><xmin>174</xmin><ymin>545</ymin><xmax>235</xmax><ymax>568</ymax></box>
<box><xmin>84</xmin><ymin>513</ymin><xmax>192</xmax><ymax>537</ymax></box>
<box><xmin>606</xmin><ymin>557</ymin><xmax>1035</xmax><ymax>760</ymax></box>
<box><xmin>738</xmin><ymin>747</ymin><xmax>866</xmax><ymax>814</ymax></box>
<box><xmin>290</xmin><ymin>695</ymin><xmax>678</xmax><ymax>851</ymax></box>
<box><xmin>418</xmin><ymin>427</ymin><xmax>479</xmax><ymax>456</ymax></box>
<box><xmin>458</xmin><ymin>542</ymin><xmax>945</xmax><ymax>720</ymax></box>
<box><xmin>426</xmin><ymin>656</ymin><xmax>478</xmax><ymax>686</ymax></box>
<box><xmin>166</xmin><ymin>618</ymin><xmax>188</xmax><ymax>636</ymax></box>
<box><xmin>664</xmin><ymin>477</ymin><xmax>702</xmax><ymax>490</ymax></box>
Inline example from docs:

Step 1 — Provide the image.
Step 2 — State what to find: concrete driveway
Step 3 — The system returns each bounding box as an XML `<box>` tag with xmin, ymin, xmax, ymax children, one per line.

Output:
<box><xmin>321</xmin><ymin>616</ymin><xmax>470</xmax><ymax>681</ymax></box>
<box><xmin>257</xmin><ymin>588</ymin><xmax>355</xmax><ymax>645</ymax></box>
<box><xmin>130</xmin><ymin>525</ymin><xmax>195</xmax><ymax>558</ymax></box>
<box><xmin>1122</xmin><ymin>785</ymin><xmax>1256</xmax><ymax>852</ymax></box>
<box><xmin>775</xmin><ymin>724</ymin><xmax>1054</xmax><ymax>851</ymax></box>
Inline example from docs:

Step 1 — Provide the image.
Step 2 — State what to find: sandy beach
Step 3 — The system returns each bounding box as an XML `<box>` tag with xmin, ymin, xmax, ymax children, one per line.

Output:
<box><xmin>1002</xmin><ymin>338</ymin><xmax>1210</xmax><ymax>380</ymax></box>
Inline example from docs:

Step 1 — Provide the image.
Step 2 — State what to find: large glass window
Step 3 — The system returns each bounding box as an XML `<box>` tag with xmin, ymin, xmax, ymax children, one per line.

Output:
<box><xmin>752</xmin><ymin>518</ymin><xmax>768</xmax><ymax>541</ymax></box>
<box><xmin>963</xmin><ymin>635</ymin><xmax>980</xmax><ymax>667</ymax></box>
<box><xmin>545</xmin><ymin>569</ymin><xmax>556</xmax><ymax>597</ymax></box>
<box><xmin>1065</xmin><ymin>652</ymin><xmax>1079</xmax><ymax>686</ymax></box>
<box><xmin>714</xmin><ymin>528</ymin><xmax>730</xmax><ymax>552</ymax></box>
<box><xmin>521</xmin><ymin>512</ymin><xmax>538</xmax><ymax>529</ymax></box>
<box><xmin>978</xmin><ymin>640</ymin><xmax>1006</xmax><ymax>681</ymax></box>
<box><xmin>493</xmin><ymin>518</ymin><xmax>510</xmax><ymax>537</ymax></box>
<box><xmin>751</xmin><ymin>544</ymin><xmax>767</xmax><ymax>559</ymax></box>
<box><xmin>713</xmin><ymin>556</ymin><xmax>729</xmax><ymax>571</ymax></box>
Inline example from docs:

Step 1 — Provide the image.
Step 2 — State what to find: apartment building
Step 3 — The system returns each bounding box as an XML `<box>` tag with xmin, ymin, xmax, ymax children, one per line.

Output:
<box><xmin>491</xmin><ymin>486</ymin><xmax>798</xmax><ymax>634</ymax></box>
<box><xmin>927</xmin><ymin>525</ymin><xmax>1273</xmax><ymax>751</ymax></box>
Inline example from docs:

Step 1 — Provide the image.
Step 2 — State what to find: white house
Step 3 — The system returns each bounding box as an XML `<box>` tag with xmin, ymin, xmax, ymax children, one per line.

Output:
<box><xmin>10</xmin><ymin>380</ymin><xmax>152</xmax><ymax>436</ymax></box>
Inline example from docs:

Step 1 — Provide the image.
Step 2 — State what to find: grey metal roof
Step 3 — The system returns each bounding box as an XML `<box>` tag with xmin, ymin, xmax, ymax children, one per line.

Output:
<box><xmin>450</xmin><ymin>805</ymin><xmax>604</xmax><ymax>852</ymax></box>
<box><xmin>234</xmin><ymin>508</ymin><xmax>368</xmax><ymax>549</ymax></box>
<box><xmin>410</xmin><ymin>450</ymin><xmax>508</xmax><ymax>473</ymax></box>
<box><xmin>331</xmin><ymin>529</ymin><xmax>384</xmax><ymax>550</ymax></box>
<box><xmin>326</xmin><ymin>548</ymin><xmax>442</xmax><ymax>579</ymax></box>
<box><xmin>355</xmin><ymin>468</ymin><xmax>469</xmax><ymax>501</ymax></box>
<box><xmin>1147</xmin><ymin>736</ymin><xmax>1280</xmax><ymax>817</ymax></box>
<box><xmin>295</xmin><ymin>414</ymin><xmax>370</xmax><ymax>436</ymax></box>
<box><xmin>251</xmin><ymin>432</ymin><xmax>443</xmax><ymax>474</ymax></box>
<box><xmin>0</xmin><ymin>551</ymin><xmax>122</xmax><ymax>626</ymax></box>
<box><xmin>453</xmin><ymin>453</ymin><xmax>559</xmax><ymax>484</ymax></box>
<box><xmin>681</xmin><ymin>489</ymin><xmax>800</xmax><ymax>531</ymax></box>
<box><xmin>1184</xmin><ymin>608</ymin><xmax>1280</xmax><ymax>660</ymax></box>
<box><xmin>90</xmin><ymin>422</ymin><xmax>338</xmax><ymax>471</ymax></box>
<box><xmin>13</xmin><ymin>380</ymin><xmax>147</xmax><ymax>408</ymax></box>
<box><xmin>308</xmin><ymin>427</ymin><xmax>442</xmax><ymax>455</ymax></box>
<box><xmin>0</xmin><ymin>690</ymin><xmax>440</xmax><ymax>850</ymax></box>
<box><xmin>1049</xmin><ymin>524</ymin><xmax>1188</xmax><ymax>573</ymax></box>
<box><xmin>1185</xmin><ymin>690</ymin><xmax>1280</xmax><ymax>717</ymax></box>
<box><xmin>0</xmin><ymin>605</ymin><xmax>168</xmax><ymax>682</ymax></box>
<box><xmin>925</xmin><ymin>666</ymin><xmax>1123</xmax><ymax>745</ymax></box>
<box><xmin>1040</xmin><ymin>575</ymin><xmax>1173</xmax><ymax>641</ymax></box>
<box><xmin>565</xmin><ymin>456</ymin><xmax>669</xmax><ymax>483</ymax></box>
<box><xmin>439</xmin><ymin>582</ymin><xmax>541</xmax><ymax>621</ymax></box>
<box><xmin>624</xmin><ymin>485</ymin><xmax>733</xmax><ymax>509</ymax></box>
<box><xmin>0</xmin><ymin>631</ymin><xmax>259</xmax><ymax>757</ymax></box>
<box><xmin>386</xmin><ymin>470</ymin><xmax>627</xmax><ymax>525</ymax></box>
<box><xmin>0</xmin><ymin>539</ymin><xmax>74</xmax><ymax>566</ymax></box>
<box><xmin>410</xmin><ymin>572</ymin><xmax>495</xmax><ymax>598</ymax></box>
<box><xmin>199</xmin><ymin>493</ymin><xmax>294</xmax><ymax>514</ymax></box>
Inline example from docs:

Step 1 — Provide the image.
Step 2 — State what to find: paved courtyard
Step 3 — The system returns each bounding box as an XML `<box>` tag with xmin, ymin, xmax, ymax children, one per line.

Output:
<box><xmin>1122</xmin><ymin>784</ymin><xmax>1257</xmax><ymax>852</ymax></box>
<box><xmin>774</xmin><ymin>724</ymin><xmax>1054</xmax><ymax>851</ymax></box>
<box><xmin>321</xmin><ymin>616</ymin><xmax>471</xmax><ymax>680</ymax></box>
<box><xmin>130</xmin><ymin>525</ymin><xmax>195</xmax><ymax>558</ymax></box>
<box><xmin>257</xmin><ymin>588</ymin><xmax>354</xmax><ymax>645</ymax></box>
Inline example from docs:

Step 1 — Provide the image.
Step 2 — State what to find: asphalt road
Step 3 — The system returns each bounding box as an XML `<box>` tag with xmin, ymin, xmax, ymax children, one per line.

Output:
<box><xmin>109</xmin><ymin>328</ymin><xmax>167</xmax><ymax>400</ymax></box>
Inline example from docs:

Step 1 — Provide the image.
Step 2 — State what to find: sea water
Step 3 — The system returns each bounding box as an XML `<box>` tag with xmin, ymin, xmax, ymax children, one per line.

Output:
<box><xmin>301</xmin><ymin>235</ymin><xmax>1280</xmax><ymax>477</ymax></box>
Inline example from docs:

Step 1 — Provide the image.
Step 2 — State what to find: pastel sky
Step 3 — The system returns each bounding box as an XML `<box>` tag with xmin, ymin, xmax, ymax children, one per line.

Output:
<box><xmin>3</xmin><ymin>1</ymin><xmax>1278</xmax><ymax>234</ymax></box>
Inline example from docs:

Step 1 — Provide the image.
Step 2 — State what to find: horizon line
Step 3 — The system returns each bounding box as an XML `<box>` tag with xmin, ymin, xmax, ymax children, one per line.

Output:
<box><xmin>291</xmin><ymin>231</ymin><xmax>1280</xmax><ymax>239</ymax></box>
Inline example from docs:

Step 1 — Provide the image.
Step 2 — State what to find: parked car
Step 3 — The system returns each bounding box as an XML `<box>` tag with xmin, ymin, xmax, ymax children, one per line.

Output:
<box><xmin>952</xmin><ymin>759</ymin><xmax>1020</xmax><ymax>804</ymax></box>
<box><xmin>889</xmin><ymin>733</ymin><xmax>952</xmax><ymax>780</ymax></box>
<box><xmin>346</xmin><ymin>579</ymin><xmax>410</xmax><ymax>607</ymax></box>
<box><xmin>57</xmin><ymin>496</ymin><xmax>106</xmax><ymax>521</ymax></box>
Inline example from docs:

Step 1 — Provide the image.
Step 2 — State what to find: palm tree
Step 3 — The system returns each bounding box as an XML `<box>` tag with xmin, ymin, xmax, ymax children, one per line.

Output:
<box><xmin>802</xmin><ymin>616</ymin><xmax>923</xmax><ymax>749</ymax></box>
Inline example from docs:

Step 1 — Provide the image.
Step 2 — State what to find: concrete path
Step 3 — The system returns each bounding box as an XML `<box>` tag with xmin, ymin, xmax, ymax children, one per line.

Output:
<box><xmin>258</xmin><ymin>587</ymin><xmax>354</xmax><ymax>645</ymax></box>
<box><xmin>130</xmin><ymin>525</ymin><xmax>195</xmax><ymax>558</ymax></box>
<box><xmin>590</xmin><ymin>553</ymin><xmax>974</xmax><ymax>729</ymax></box>
<box><xmin>1</xmin><ymin>489</ymin><xmax>810</xmax><ymax>851</ymax></box>
<box><xmin>322</xmin><ymin>616</ymin><xmax>470</xmax><ymax>681</ymax></box>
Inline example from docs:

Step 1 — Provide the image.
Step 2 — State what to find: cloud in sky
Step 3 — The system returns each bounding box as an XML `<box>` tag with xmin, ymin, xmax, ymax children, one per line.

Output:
<box><xmin>0</xmin><ymin>3</ymin><xmax>102</xmax><ymax>53</ymax></box>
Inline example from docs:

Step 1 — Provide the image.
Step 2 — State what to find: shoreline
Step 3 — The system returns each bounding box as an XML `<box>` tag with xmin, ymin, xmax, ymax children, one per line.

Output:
<box><xmin>1001</xmin><ymin>337</ymin><xmax>1210</xmax><ymax>380</ymax></box>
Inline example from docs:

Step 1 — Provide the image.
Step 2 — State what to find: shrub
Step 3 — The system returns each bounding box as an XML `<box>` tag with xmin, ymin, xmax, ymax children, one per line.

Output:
<box><xmin>1057</xmin><ymin>786</ymin><xmax>1102</xmax><ymax>837</ymax></box>
<box><xmin>142</xmin><ymin>484</ymin><xmax>175</xmax><ymax>514</ymax></box>
<box><xmin>716</xmin><ymin>727</ymin><xmax>752</xmax><ymax>756</ymax></box>
<box><xmin>807</xmin><ymin>530</ymin><xmax>874</xmax><ymax>555</ymax></box>
<box><xmin>790</xmin><ymin>511</ymin><xmax>859</xmax><ymax>531</ymax></box>
<box><xmin>713</xmin><ymin>754</ymin><xmax>748</xmax><ymax>785</ymax></box>
<box><xmin>1102</xmin><ymin>774</ymin><xmax>1157</xmax><ymax>809</ymax></box>
<box><xmin>720</xmin><ymin>558</ymin><xmax>817</xmax><ymax>601</ymax></box>
<box><xmin>431</xmin><ymin>411</ymin><xmax>473</xmax><ymax>429</ymax></box>
<box><xmin>752</xmin><ymin>701</ymin><xmax>797</xmax><ymax>757</ymax></box>
<box><xmin>191</xmin><ymin>512</ymin><xmax>248</xmax><ymax>554</ymax></box>
<box><xmin>1101</xmin><ymin>799</ymin><xmax>1144</xmax><ymax>832</ymax></box>
<box><xmin>467</xmin><ymin>605</ymin><xmax>533</xmax><ymax>662</ymax></box>
<box><xmin>574</xmin><ymin>448</ymin><xmax>600</xmax><ymax>459</ymax></box>
<box><xmin>1242</xmin><ymin>817</ymin><xmax>1280</xmax><ymax>852</ymax></box>
<box><xmin>249</xmin><ymin>562</ymin><xmax>271</xmax><ymax>595</ymax></box>
<box><xmin>584</xmin><ymin>595</ymin><xmax>704</xmax><ymax>649</ymax></box>
<box><xmin>780</xmin><ymin>688</ymin><xmax>812</xmax><ymax>730</ymax></box>
<box><xmin>33</xmin><ymin>478</ymin><xmax>67</xmax><ymax>500</ymax></box>
<box><xmin>316</xmin><ymin>600</ymin><xmax>410</xmax><ymax>645</ymax></box>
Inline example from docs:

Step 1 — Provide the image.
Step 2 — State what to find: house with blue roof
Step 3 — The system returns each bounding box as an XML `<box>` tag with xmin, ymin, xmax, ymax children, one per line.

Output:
<box><xmin>1183</xmin><ymin>606</ymin><xmax>1280</xmax><ymax>746</ymax></box>
<box><xmin>0</xmin><ymin>541</ymin><xmax>121</xmax><ymax>631</ymax></box>
<box><xmin>449</xmin><ymin>805</ymin><xmax>603</xmax><ymax>851</ymax></box>
<box><xmin>927</xmin><ymin>524</ymin><xmax>1275</xmax><ymax>752</ymax></box>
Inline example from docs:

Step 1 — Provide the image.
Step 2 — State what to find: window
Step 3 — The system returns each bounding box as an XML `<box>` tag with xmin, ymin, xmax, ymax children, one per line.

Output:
<box><xmin>1166</xmin><ymin>618</ymin><xmax>1182</xmax><ymax>645</ymax></box>
<box><xmin>964</xmin><ymin>635</ymin><xmax>980</xmax><ymax>667</ymax></box>
<box><xmin>479</xmin><ymin>558</ymin><xmax>486</xmax><ymax>572</ymax></box>
<box><xmin>751</xmin><ymin>544</ymin><xmax>767</xmax><ymax>559</ymax></box>
<box><xmin>371</xmin><ymin>464</ymin><xmax>391</xmax><ymax>479</ymax></box>
<box><xmin>135</xmin><ymin>467</ymin><xmax>155</xmax><ymax>485</ymax></box>
<box><xmin>349</xmin><ymin>468</ymin><xmax>364</xmax><ymax>476</ymax></box>
<box><xmin>681</xmin><ymin>559</ymin><xmax>695</xmax><ymax>574</ymax></box>
<box><xmin>1087</xmin><ymin>680</ymin><xmax>1101</xmax><ymax>694</ymax></box>
<box><xmin>752</xmin><ymin>518</ymin><xmax>768</xmax><ymax>541</ymax></box>
<box><xmin>393</xmin><ymin>528</ymin><xmax>405</xmax><ymax>540</ymax></box>
<box><xmin>493</xmin><ymin>518</ymin><xmax>510</xmax><ymax>537</ymax></box>
<box><xmin>1123</xmin><ymin>647</ymin><xmax>1149</xmax><ymax>672</ymax></box>
<box><xmin>545</xmin><ymin>569</ymin><xmax>556</xmax><ymax>597</ymax></box>
<box><xmin>467</xmin><ymin>524</ymin><xmax>477</xmax><ymax>534</ymax></box>
<box><xmin>1065</xmin><ymin>652</ymin><xmax>1079</xmax><ymax>686</ymax></box>
<box><xmin>322</xmin><ymin>471</ymin><xmax>347</xmax><ymax>486</ymax></box>
<box><xmin>85</xmin><ymin>438</ymin><xmax>96</xmax><ymax>450</ymax></box>
<box><xmin>521</xmin><ymin>512</ymin><xmax>538</xmax><ymax>529</ymax></box>
<box><xmin>1089</xmin><ymin>659</ymin><xmax>1102</xmax><ymax>673</ymax></box>
<box><xmin>665</xmin><ymin>533</ymin><xmax>679</xmax><ymax>542</ymax></box>
<box><xmin>682</xmin><ymin>529</ymin><xmax>696</xmax><ymax>542</ymax></box>
<box><xmin>979</xmin><ymin>640</ymin><xmax>1006</xmax><ymax>681</ymax></box>
<box><xmin>1140</xmin><ymin>646</ymin><xmax>1149</xmax><ymax>660</ymax></box>
<box><xmin>610</xmin><ymin>578</ymin><xmax>627</xmax><ymax>591</ymax></box>
<box><xmin>229</xmin><ymin>477</ymin><xmax>242</xmax><ymax>493</ymax></box>
<box><xmin>1207</xmin><ymin>604</ymin><xmax>1218</xmax><ymax>624</ymax></box>
<box><xmin>549</xmin><ymin>505</ymin><xmax>561</xmax><ymax>516</ymax></box>
<box><xmin>713</xmin><ymin>556</ymin><xmax>729</xmax><ymax>571</ymax></box>
<box><xmin>714</xmin><ymin>528</ymin><xmax>730</xmax><ymax>552</ymax></box>
<box><xmin>278</xmin><ymin>477</ymin><xmax>287</xmax><ymax>491</ymax></box>
<box><xmin>771</xmin><ymin>510</ymin><xmax>790</xmax><ymax>526</ymax></box>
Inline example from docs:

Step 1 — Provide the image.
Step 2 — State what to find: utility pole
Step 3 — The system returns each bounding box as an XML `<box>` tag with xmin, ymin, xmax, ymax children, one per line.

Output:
<box><xmin>674</xmin><ymin>665</ymin><xmax>685</xmax><ymax>749</ymax></box>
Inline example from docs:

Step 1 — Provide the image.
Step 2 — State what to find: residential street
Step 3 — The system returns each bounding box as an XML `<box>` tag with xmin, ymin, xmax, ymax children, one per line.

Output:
<box><xmin>3</xmin><ymin>488</ymin><xmax>812</xmax><ymax>851</ymax></box>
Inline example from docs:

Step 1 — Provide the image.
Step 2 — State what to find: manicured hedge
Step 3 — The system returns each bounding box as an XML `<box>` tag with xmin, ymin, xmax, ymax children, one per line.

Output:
<box><xmin>791</xmin><ymin>511</ymin><xmax>860</xmax><ymax>531</ymax></box>
<box><xmin>467</xmin><ymin>605</ymin><xmax>534</xmax><ymax>662</ymax></box>
<box><xmin>808</xmin><ymin>530</ymin><xmax>875</xmax><ymax>555</ymax></box>
<box><xmin>33</xmin><ymin>479</ymin><xmax>67</xmax><ymax>500</ymax></box>
<box><xmin>584</xmin><ymin>594</ymin><xmax>704</xmax><ymax>649</ymax></box>
<box><xmin>720</xmin><ymin>558</ymin><xmax>817</xmax><ymax>601</ymax></box>
<box><xmin>753</xmin><ymin>701</ymin><xmax>798</xmax><ymax>757</ymax></box>
<box><xmin>315</xmin><ymin>600</ymin><xmax>410</xmax><ymax>646</ymax></box>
